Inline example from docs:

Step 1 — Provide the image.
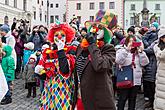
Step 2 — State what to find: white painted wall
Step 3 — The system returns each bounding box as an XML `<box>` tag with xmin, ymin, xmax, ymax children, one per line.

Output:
<box><xmin>49</xmin><ymin>0</ymin><xmax>66</xmax><ymax>23</ymax></box>
<box><xmin>67</xmin><ymin>0</ymin><xmax>124</xmax><ymax>28</ymax></box>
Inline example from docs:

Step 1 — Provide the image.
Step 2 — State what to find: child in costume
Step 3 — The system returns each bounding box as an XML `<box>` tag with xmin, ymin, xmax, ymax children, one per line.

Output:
<box><xmin>1</xmin><ymin>45</ymin><xmax>15</xmax><ymax>105</ymax></box>
<box><xmin>23</xmin><ymin>54</ymin><xmax>37</xmax><ymax>98</ymax></box>
<box><xmin>35</xmin><ymin>21</ymin><xmax>76</xmax><ymax>110</ymax></box>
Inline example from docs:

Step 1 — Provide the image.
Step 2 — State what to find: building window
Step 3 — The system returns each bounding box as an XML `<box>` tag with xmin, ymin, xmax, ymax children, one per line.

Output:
<box><xmin>4</xmin><ymin>16</ymin><xmax>9</xmax><ymax>24</ymax></box>
<box><xmin>38</xmin><ymin>0</ymin><xmax>39</xmax><ymax>4</ymax></box>
<box><xmin>89</xmin><ymin>2</ymin><xmax>94</xmax><ymax>10</ymax></box>
<box><xmin>56</xmin><ymin>4</ymin><xmax>59</xmax><ymax>8</ymax></box>
<box><xmin>14</xmin><ymin>0</ymin><xmax>17</xmax><ymax>8</ymax></box>
<box><xmin>131</xmin><ymin>4</ymin><xmax>135</xmax><ymax>10</ymax></box>
<box><xmin>77</xmin><ymin>16</ymin><xmax>81</xmax><ymax>24</ymax></box>
<box><xmin>50</xmin><ymin>16</ymin><xmax>54</xmax><ymax>23</ymax></box>
<box><xmin>76</xmin><ymin>3</ymin><xmax>81</xmax><ymax>10</ymax></box>
<box><xmin>130</xmin><ymin>17</ymin><xmax>135</xmax><ymax>25</ymax></box>
<box><xmin>42</xmin><ymin>0</ymin><xmax>43</xmax><ymax>6</ymax></box>
<box><xmin>40</xmin><ymin>13</ymin><xmax>42</xmax><ymax>21</ymax></box>
<box><xmin>50</xmin><ymin>3</ymin><xmax>53</xmax><ymax>8</ymax></box>
<box><xmin>89</xmin><ymin>16</ymin><xmax>94</xmax><ymax>21</ymax></box>
<box><xmin>109</xmin><ymin>2</ymin><xmax>115</xmax><ymax>9</ymax></box>
<box><xmin>34</xmin><ymin>11</ymin><xmax>36</xmax><ymax>20</ymax></box>
<box><xmin>23</xmin><ymin>0</ymin><xmax>27</xmax><ymax>11</ymax></box>
<box><xmin>55</xmin><ymin>15</ymin><xmax>59</xmax><ymax>20</ymax></box>
<box><xmin>45</xmin><ymin>15</ymin><xmax>47</xmax><ymax>22</ymax></box>
<box><xmin>5</xmin><ymin>0</ymin><xmax>9</xmax><ymax>5</ymax></box>
<box><xmin>155</xmin><ymin>4</ymin><xmax>160</xmax><ymax>10</ymax></box>
<box><xmin>99</xmin><ymin>2</ymin><xmax>105</xmax><ymax>10</ymax></box>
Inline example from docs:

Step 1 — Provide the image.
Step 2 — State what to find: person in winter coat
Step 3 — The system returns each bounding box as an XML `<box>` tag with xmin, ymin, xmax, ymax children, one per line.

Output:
<box><xmin>39</xmin><ymin>25</ymin><xmax>47</xmax><ymax>39</ymax></box>
<box><xmin>0</xmin><ymin>24</ymin><xmax>16</xmax><ymax>69</ymax></box>
<box><xmin>0</xmin><ymin>45</ymin><xmax>15</xmax><ymax>105</ymax></box>
<box><xmin>153</xmin><ymin>26</ymin><xmax>165</xmax><ymax>110</ymax></box>
<box><xmin>23</xmin><ymin>54</ymin><xmax>37</xmax><ymax>98</ymax></box>
<box><xmin>116</xmin><ymin>36</ymin><xmax>149</xmax><ymax>110</ymax></box>
<box><xmin>22</xmin><ymin>42</ymin><xmax>34</xmax><ymax>76</ymax></box>
<box><xmin>74</xmin><ymin>16</ymin><xmax>117</xmax><ymax>110</ymax></box>
<box><xmin>111</xmin><ymin>27</ymin><xmax>125</xmax><ymax>46</ymax></box>
<box><xmin>28</xmin><ymin>26</ymin><xmax>45</xmax><ymax>51</ymax></box>
<box><xmin>12</xmin><ymin>29</ymin><xmax>24</xmax><ymax>79</ymax></box>
<box><xmin>142</xmin><ymin>22</ymin><xmax>159</xmax><ymax>109</ymax></box>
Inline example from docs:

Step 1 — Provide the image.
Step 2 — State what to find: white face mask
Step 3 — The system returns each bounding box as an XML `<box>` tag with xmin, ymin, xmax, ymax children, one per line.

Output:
<box><xmin>97</xmin><ymin>29</ymin><xmax>104</xmax><ymax>39</ymax></box>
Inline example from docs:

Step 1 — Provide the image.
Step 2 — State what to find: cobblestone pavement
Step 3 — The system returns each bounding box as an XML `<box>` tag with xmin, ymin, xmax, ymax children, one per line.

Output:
<box><xmin>0</xmin><ymin>79</ymin><xmax>148</xmax><ymax>110</ymax></box>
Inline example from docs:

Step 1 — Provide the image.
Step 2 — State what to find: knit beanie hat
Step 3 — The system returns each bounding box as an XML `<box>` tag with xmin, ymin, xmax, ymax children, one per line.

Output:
<box><xmin>152</xmin><ymin>22</ymin><xmax>159</xmax><ymax>29</ymax></box>
<box><xmin>81</xmin><ymin>27</ymin><xmax>87</xmax><ymax>33</ymax></box>
<box><xmin>127</xmin><ymin>26</ymin><xmax>135</xmax><ymax>34</ymax></box>
<box><xmin>24</xmin><ymin>42</ymin><xmax>34</xmax><ymax>50</ymax></box>
<box><xmin>158</xmin><ymin>25</ymin><xmax>165</xmax><ymax>39</ymax></box>
<box><xmin>0</xmin><ymin>24</ymin><xmax>10</xmax><ymax>33</ymax></box>
<box><xmin>29</xmin><ymin>54</ymin><xmax>37</xmax><ymax>62</ymax></box>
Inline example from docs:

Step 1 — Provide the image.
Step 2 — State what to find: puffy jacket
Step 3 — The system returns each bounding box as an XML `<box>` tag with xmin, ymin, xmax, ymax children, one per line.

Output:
<box><xmin>154</xmin><ymin>44</ymin><xmax>165</xmax><ymax>110</ymax></box>
<box><xmin>2</xmin><ymin>45</ymin><xmax>15</xmax><ymax>81</ymax></box>
<box><xmin>143</xmin><ymin>41</ymin><xmax>158</xmax><ymax>82</ymax></box>
<box><xmin>23</xmin><ymin>49</ymin><xmax>34</xmax><ymax>66</ymax></box>
<box><xmin>116</xmin><ymin>47</ymin><xmax>149</xmax><ymax>85</ymax></box>
<box><xmin>143</xmin><ymin>30</ymin><xmax>158</xmax><ymax>48</ymax></box>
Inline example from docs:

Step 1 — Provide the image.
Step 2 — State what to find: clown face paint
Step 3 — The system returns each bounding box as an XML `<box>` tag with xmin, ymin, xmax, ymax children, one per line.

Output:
<box><xmin>54</xmin><ymin>30</ymin><xmax>66</xmax><ymax>43</ymax></box>
<box><xmin>97</xmin><ymin>29</ymin><xmax>104</xmax><ymax>39</ymax></box>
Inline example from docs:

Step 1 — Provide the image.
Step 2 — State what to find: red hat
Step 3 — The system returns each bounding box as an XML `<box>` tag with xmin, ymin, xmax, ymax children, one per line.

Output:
<box><xmin>47</xmin><ymin>23</ymin><xmax>75</xmax><ymax>43</ymax></box>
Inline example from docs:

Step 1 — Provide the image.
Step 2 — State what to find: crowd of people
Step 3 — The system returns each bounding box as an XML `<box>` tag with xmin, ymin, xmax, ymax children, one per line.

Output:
<box><xmin>0</xmin><ymin>10</ymin><xmax>165</xmax><ymax>110</ymax></box>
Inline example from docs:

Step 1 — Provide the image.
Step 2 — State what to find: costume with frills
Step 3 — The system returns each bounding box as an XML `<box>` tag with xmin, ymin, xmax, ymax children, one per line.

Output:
<box><xmin>36</xmin><ymin>23</ymin><xmax>76</xmax><ymax>110</ymax></box>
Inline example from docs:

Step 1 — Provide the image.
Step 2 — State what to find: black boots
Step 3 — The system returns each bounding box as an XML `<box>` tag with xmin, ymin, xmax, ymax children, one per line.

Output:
<box><xmin>33</xmin><ymin>87</ymin><xmax>36</xmax><ymax>98</ymax></box>
<box><xmin>0</xmin><ymin>97</ymin><xmax>12</xmax><ymax>105</ymax></box>
<box><xmin>26</xmin><ymin>86</ymin><xmax>32</xmax><ymax>98</ymax></box>
<box><xmin>27</xmin><ymin>86</ymin><xmax>36</xmax><ymax>98</ymax></box>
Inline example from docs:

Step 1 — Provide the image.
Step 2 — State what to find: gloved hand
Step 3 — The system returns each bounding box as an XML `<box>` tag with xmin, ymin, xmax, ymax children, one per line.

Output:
<box><xmin>55</xmin><ymin>38</ymin><xmax>65</xmax><ymax>50</ymax></box>
<box><xmin>85</xmin><ymin>33</ymin><xmax>96</xmax><ymax>45</ymax></box>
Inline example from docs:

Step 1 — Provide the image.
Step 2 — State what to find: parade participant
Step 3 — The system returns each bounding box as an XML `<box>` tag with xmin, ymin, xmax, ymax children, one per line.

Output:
<box><xmin>35</xmin><ymin>21</ymin><xmax>76</xmax><ymax>110</ymax></box>
<box><xmin>73</xmin><ymin>10</ymin><xmax>117</xmax><ymax>110</ymax></box>
<box><xmin>116</xmin><ymin>35</ymin><xmax>149</xmax><ymax>110</ymax></box>
<box><xmin>23</xmin><ymin>54</ymin><xmax>37</xmax><ymax>98</ymax></box>
<box><xmin>153</xmin><ymin>26</ymin><xmax>165</xmax><ymax>110</ymax></box>
<box><xmin>1</xmin><ymin>45</ymin><xmax>15</xmax><ymax>105</ymax></box>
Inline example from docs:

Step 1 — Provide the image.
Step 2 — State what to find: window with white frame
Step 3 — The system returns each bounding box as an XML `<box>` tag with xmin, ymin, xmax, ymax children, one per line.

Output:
<box><xmin>76</xmin><ymin>3</ymin><xmax>81</xmax><ymax>10</ymax></box>
<box><xmin>109</xmin><ymin>2</ymin><xmax>115</xmax><ymax>9</ymax></box>
<box><xmin>99</xmin><ymin>2</ymin><xmax>105</xmax><ymax>10</ymax></box>
<box><xmin>131</xmin><ymin>4</ymin><xmax>135</xmax><ymax>10</ymax></box>
<box><xmin>155</xmin><ymin>4</ymin><xmax>160</xmax><ymax>10</ymax></box>
<box><xmin>89</xmin><ymin>2</ymin><xmax>94</xmax><ymax>10</ymax></box>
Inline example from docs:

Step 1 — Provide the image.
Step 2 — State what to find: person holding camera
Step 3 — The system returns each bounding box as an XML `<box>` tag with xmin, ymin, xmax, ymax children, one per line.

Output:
<box><xmin>115</xmin><ymin>35</ymin><xmax>149</xmax><ymax>110</ymax></box>
<box><xmin>28</xmin><ymin>26</ymin><xmax>45</xmax><ymax>51</ymax></box>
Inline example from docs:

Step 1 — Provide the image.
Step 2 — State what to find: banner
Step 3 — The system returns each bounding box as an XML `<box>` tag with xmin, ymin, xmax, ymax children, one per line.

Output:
<box><xmin>0</xmin><ymin>65</ymin><xmax>8</xmax><ymax>102</ymax></box>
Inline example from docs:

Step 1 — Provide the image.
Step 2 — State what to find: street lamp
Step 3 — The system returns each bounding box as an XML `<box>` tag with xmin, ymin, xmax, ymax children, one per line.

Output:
<box><xmin>141</xmin><ymin>0</ymin><xmax>149</xmax><ymax>27</ymax></box>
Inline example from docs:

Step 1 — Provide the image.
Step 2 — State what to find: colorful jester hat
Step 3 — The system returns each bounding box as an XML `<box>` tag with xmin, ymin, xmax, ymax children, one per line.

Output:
<box><xmin>85</xmin><ymin>10</ymin><xmax>117</xmax><ymax>43</ymax></box>
<box><xmin>47</xmin><ymin>19</ymin><xmax>75</xmax><ymax>44</ymax></box>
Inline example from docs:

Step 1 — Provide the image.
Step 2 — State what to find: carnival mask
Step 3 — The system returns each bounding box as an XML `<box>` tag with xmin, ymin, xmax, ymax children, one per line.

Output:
<box><xmin>90</xmin><ymin>24</ymin><xmax>104</xmax><ymax>40</ymax></box>
<box><xmin>54</xmin><ymin>30</ymin><xmax>66</xmax><ymax>43</ymax></box>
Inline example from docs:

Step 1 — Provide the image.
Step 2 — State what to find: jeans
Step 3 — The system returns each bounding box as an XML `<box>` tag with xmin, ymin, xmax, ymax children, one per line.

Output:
<box><xmin>40</xmin><ymin>80</ymin><xmax>44</xmax><ymax>93</ymax></box>
<box><xmin>117</xmin><ymin>86</ymin><xmax>139</xmax><ymax>110</ymax></box>
<box><xmin>143</xmin><ymin>80</ymin><xmax>155</xmax><ymax>107</ymax></box>
<box><xmin>5</xmin><ymin>81</ymin><xmax>12</xmax><ymax>98</ymax></box>
<box><xmin>15</xmin><ymin>54</ymin><xmax>22</xmax><ymax>77</ymax></box>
